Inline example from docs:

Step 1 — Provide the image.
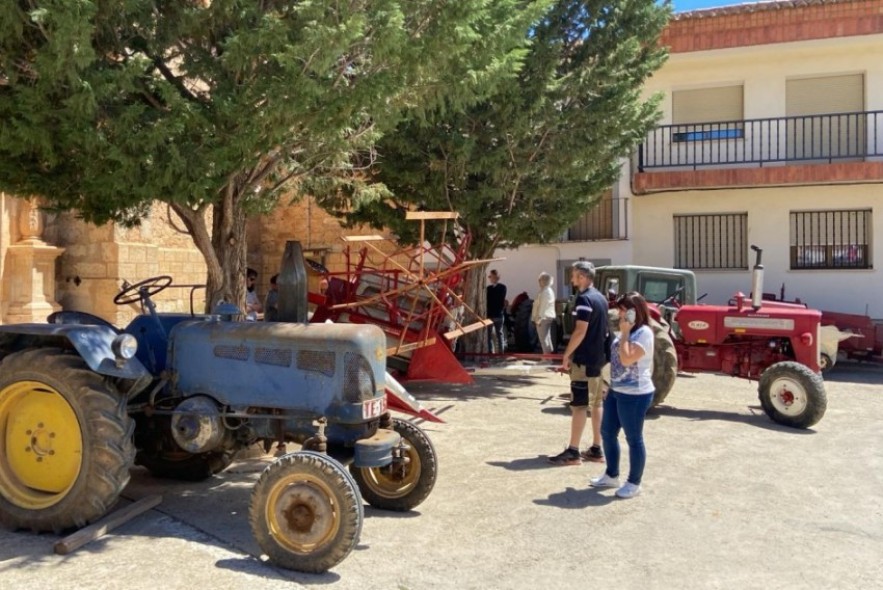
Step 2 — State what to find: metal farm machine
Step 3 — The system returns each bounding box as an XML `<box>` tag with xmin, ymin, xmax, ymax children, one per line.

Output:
<box><xmin>306</xmin><ymin>212</ymin><xmax>492</xmax><ymax>384</ymax></box>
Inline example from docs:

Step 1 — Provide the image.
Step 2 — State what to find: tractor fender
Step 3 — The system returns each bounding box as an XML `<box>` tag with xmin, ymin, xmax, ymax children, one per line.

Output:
<box><xmin>0</xmin><ymin>323</ymin><xmax>149</xmax><ymax>380</ymax></box>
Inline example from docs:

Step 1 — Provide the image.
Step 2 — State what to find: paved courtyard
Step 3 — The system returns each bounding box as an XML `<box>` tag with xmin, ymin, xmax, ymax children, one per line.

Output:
<box><xmin>1</xmin><ymin>361</ymin><xmax>882</xmax><ymax>589</ymax></box>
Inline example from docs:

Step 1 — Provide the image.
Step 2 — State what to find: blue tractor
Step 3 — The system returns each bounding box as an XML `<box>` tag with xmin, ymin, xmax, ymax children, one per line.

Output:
<box><xmin>0</xmin><ymin>242</ymin><xmax>438</xmax><ymax>573</ymax></box>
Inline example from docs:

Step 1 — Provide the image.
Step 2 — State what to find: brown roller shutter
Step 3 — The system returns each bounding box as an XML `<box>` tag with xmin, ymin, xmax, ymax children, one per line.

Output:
<box><xmin>786</xmin><ymin>74</ymin><xmax>865</xmax><ymax>160</ymax></box>
<box><xmin>672</xmin><ymin>85</ymin><xmax>743</xmax><ymax>124</ymax></box>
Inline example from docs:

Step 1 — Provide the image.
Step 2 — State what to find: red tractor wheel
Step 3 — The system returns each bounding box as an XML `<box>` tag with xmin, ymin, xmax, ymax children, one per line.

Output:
<box><xmin>758</xmin><ymin>361</ymin><xmax>827</xmax><ymax>429</ymax></box>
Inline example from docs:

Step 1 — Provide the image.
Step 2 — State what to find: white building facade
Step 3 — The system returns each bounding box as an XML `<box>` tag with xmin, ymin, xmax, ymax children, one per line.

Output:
<box><xmin>494</xmin><ymin>0</ymin><xmax>883</xmax><ymax>319</ymax></box>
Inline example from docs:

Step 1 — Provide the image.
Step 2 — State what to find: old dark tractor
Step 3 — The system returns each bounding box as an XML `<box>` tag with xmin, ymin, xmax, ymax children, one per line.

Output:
<box><xmin>560</xmin><ymin>247</ymin><xmax>827</xmax><ymax>429</ymax></box>
<box><xmin>0</xmin><ymin>241</ymin><xmax>438</xmax><ymax>573</ymax></box>
<box><xmin>551</xmin><ymin>265</ymin><xmax>696</xmax><ymax>407</ymax></box>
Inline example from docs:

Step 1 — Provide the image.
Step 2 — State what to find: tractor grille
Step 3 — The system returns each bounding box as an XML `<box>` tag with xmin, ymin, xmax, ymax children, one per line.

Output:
<box><xmin>213</xmin><ymin>345</ymin><xmax>250</xmax><ymax>361</ymax></box>
<box><xmin>254</xmin><ymin>347</ymin><xmax>293</xmax><ymax>367</ymax></box>
<box><xmin>296</xmin><ymin>350</ymin><xmax>336</xmax><ymax>377</ymax></box>
<box><xmin>343</xmin><ymin>352</ymin><xmax>373</xmax><ymax>402</ymax></box>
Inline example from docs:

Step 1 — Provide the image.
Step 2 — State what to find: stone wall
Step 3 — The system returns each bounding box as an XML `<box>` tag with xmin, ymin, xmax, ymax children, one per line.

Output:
<box><xmin>2</xmin><ymin>193</ymin><xmax>399</xmax><ymax>326</ymax></box>
<box><xmin>0</xmin><ymin>194</ymin><xmax>14</xmax><ymax>322</ymax></box>
<box><xmin>46</xmin><ymin>203</ymin><xmax>208</xmax><ymax>325</ymax></box>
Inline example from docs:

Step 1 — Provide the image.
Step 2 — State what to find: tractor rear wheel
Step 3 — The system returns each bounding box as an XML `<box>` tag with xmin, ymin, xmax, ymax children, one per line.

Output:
<box><xmin>0</xmin><ymin>348</ymin><xmax>134</xmax><ymax>532</ymax></box>
<box><xmin>606</xmin><ymin>313</ymin><xmax>678</xmax><ymax>407</ymax></box>
<box><xmin>758</xmin><ymin>361</ymin><xmax>827</xmax><ymax>429</ymax></box>
<box><xmin>512</xmin><ymin>297</ymin><xmax>537</xmax><ymax>353</ymax></box>
<box><xmin>350</xmin><ymin>418</ymin><xmax>438</xmax><ymax>511</ymax></box>
<box><xmin>250</xmin><ymin>451</ymin><xmax>362</xmax><ymax>573</ymax></box>
<box><xmin>650</xmin><ymin>319</ymin><xmax>678</xmax><ymax>407</ymax></box>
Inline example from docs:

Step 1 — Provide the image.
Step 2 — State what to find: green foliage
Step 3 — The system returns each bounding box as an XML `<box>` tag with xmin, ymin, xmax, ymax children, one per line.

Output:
<box><xmin>322</xmin><ymin>0</ymin><xmax>671</xmax><ymax>258</ymax></box>
<box><xmin>0</xmin><ymin>0</ymin><xmax>545</xmax><ymax>226</ymax></box>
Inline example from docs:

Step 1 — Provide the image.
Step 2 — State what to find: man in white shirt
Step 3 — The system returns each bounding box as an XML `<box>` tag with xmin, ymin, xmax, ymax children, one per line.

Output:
<box><xmin>531</xmin><ymin>272</ymin><xmax>557</xmax><ymax>355</ymax></box>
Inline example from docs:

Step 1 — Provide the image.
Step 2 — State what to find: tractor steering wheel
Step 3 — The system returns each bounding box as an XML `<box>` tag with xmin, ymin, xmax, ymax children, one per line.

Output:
<box><xmin>114</xmin><ymin>275</ymin><xmax>173</xmax><ymax>305</ymax></box>
<box><xmin>305</xmin><ymin>258</ymin><xmax>329</xmax><ymax>275</ymax></box>
<box><xmin>660</xmin><ymin>285</ymin><xmax>686</xmax><ymax>308</ymax></box>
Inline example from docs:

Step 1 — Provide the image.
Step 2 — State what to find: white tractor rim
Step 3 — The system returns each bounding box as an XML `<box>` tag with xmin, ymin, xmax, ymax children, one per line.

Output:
<box><xmin>770</xmin><ymin>376</ymin><xmax>809</xmax><ymax>415</ymax></box>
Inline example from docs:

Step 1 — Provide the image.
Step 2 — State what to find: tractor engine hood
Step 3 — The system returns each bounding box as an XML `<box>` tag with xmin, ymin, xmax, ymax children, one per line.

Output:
<box><xmin>168</xmin><ymin>320</ymin><xmax>387</xmax><ymax>419</ymax></box>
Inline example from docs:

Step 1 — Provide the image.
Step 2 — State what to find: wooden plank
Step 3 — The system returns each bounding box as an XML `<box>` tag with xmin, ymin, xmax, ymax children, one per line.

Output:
<box><xmin>341</xmin><ymin>234</ymin><xmax>387</xmax><ymax>242</ymax></box>
<box><xmin>405</xmin><ymin>212</ymin><xmax>459</xmax><ymax>220</ymax></box>
<box><xmin>387</xmin><ymin>338</ymin><xmax>436</xmax><ymax>355</ymax></box>
<box><xmin>53</xmin><ymin>495</ymin><xmax>163</xmax><ymax>555</ymax></box>
<box><xmin>443</xmin><ymin>319</ymin><xmax>493</xmax><ymax>339</ymax></box>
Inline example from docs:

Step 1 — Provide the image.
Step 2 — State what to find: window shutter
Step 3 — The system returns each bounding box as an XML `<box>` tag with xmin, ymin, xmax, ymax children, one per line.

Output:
<box><xmin>786</xmin><ymin>74</ymin><xmax>864</xmax><ymax>115</ymax></box>
<box><xmin>672</xmin><ymin>86</ymin><xmax>743</xmax><ymax>124</ymax></box>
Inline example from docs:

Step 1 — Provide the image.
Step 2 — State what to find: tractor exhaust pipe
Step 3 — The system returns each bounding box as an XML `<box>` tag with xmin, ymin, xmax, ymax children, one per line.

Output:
<box><xmin>750</xmin><ymin>245</ymin><xmax>764</xmax><ymax>311</ymax></box>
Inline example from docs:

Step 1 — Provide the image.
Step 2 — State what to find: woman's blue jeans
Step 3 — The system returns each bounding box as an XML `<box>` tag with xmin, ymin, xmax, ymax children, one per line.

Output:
<box><xmin>601</xmin><ymin>389</ymin><xmax>654</xmax><ymax>485</ymax></box>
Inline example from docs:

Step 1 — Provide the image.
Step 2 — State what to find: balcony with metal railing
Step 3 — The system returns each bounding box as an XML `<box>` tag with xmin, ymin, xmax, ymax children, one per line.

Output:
<box><xmin>633</xmin><ymin>110</ymin><xmax>883</xmax><ymax>194</ymax></box>
<box><xmin>558</xmin><ymin>196</ymin><xmax>628</xmax><ymax>242</ymax></box>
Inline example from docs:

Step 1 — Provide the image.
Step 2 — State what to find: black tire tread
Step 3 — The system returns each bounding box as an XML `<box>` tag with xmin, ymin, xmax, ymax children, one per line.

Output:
<box><xmin>0</xmin><ymin>348</ymin><xmax>134</xmax><ymax>532</ymax></box>
<box><xmin>249</xmin><ymin>451</ymin><xmax>362</xmax><ymax>573</ymax></box>
<box><xmin>650</xmin><ymin>318</ymin><xmax>678</xmax><ymax>406</ymax></box>
<box><xmin>758</xmin><ymin>361</ymin><xmax>827</xmax><ymax>429</ymax></box>
<box><xmin>350</xmin><ymin>418</ymin><xmax>438</xmax><ymax>512</ymax></box>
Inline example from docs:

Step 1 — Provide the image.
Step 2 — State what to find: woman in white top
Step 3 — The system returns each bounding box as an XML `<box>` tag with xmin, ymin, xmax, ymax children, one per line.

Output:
<box><xmin>531</xmin><ymin>272</ymin><xmax>557</xmax><ymax>354</ymax></box>
<box><xmin>590</xmin><ymin>291</ymin><xmax>655</xmax><ymax>499</ymax></box>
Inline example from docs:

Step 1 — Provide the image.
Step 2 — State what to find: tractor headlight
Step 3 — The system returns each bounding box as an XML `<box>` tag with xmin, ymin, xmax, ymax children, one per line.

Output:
<box><xmin>111</xmin><ymin>334</ymin><xmax>138</xmax><ymax>362</ymax></box>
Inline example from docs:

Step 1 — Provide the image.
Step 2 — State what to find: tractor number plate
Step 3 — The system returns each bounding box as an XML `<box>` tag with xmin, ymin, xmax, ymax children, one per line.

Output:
<box><xmin>362</xmin><ymin>396</ymin><xmax>387</xmax><ymax>420</ymax></box>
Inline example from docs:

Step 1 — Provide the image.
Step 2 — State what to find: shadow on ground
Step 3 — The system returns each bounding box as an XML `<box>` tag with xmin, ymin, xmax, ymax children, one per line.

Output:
<box><xmin>534</xmin><ymin>486</ymin><xmax>618</xmax><ymax>510</ymax></box>
<box><xmin>649</xmin><ymin>404</ymin><xmax>819</xmax><ymax>434</ymax></box>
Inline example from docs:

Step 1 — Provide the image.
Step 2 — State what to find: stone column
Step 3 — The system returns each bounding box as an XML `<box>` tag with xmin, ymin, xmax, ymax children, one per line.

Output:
<box><xmin>3</xmin><ymin>197</ymin><xmax>65</xmax><ymax>324</ymax></box>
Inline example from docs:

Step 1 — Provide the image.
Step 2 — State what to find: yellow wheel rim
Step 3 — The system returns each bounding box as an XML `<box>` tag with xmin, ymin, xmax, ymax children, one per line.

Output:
<box><xmin>0</xmin><ymin>381</ymin><xmax>83</xmax><ymax>509</ymax></box>
<box><xmin>266</xmin><ymin>473</ymin><xmax>341</xmax><ymax>554</ymax></box>
<box><xmin>361</xmin><ymin>441</ymin><xmax>421</xmax><ymax>499</ymax></box>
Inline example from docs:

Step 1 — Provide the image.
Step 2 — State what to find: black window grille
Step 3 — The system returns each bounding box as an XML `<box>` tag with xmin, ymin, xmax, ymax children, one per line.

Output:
<box><xmin>562</xmin><ymin>197</ymin><xmax>628</xmax><ymax>241</ymax></box>
<box><xmin>790</xmin><ymin>209</ymin><xmax>871</xmax><ymax>270</ymax></box>
<box><xmin>674</xmin><ymin>213</ymin><xmax>748</xmax><ymax>270</ymax></box>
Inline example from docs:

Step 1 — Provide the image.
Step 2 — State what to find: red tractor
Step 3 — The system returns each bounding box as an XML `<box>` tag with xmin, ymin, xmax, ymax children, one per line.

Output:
<box><xmin>662</xmin><ymin>245</ymin><xmax>826</xmax><ymax>429</ymax></box>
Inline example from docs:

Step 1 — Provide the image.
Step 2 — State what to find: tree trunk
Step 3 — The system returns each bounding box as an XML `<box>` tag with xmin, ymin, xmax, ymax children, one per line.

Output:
<box><xmin>170</xmin><ymin>181</ymin><xmax>248</xmax><ymax>314</ymax></box>
<box><xmin>461</xmin><ymin>262</ymin><xmax>491</xmax><ymax>354</ymax></box>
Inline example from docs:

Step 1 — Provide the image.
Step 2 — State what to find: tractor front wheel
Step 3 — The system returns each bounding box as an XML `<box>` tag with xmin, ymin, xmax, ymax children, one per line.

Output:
<box><xmin>249</xmin><ymin>451</ymin><xmax>363</xmax><ymax>573</ymax></box>
<box><xmin>758</xmin><ymin>361</ymin><xmax>827</xmax><ymax>429</ymax></box>
<box><xmin>0</xmin><ymin>349</ymin><xmax>134</xmax><ymax>532</ymax></box>
<box><xmin>350</xmin><ymin>418</ymin><xmax>438</xmax><ymax>511</ymax></box>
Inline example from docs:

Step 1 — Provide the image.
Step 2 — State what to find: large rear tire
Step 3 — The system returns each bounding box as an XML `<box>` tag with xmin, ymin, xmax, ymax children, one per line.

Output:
<box><xmin>650</xmin><ymin>318</ymin><xmax>678</xmax><ymax>407</ymax></box>
<box><xmin>250</xmin><ymin>451</ymin><xmax>362</xmax><ymax>573</ymax></box>
<box><xmin>512</xmin><ymin>297</ymin><xmax>537</xmax><ymax>353</ymax></box>
<box><xmin>605</xmin><ymin>313</ymin><xmax>678</xmax><ymax>407</ymax></box>
<box><xmin>350</xmin><ymin>418</ymin><xmax>438</xmax><ymax>511</ymax></box>
<box><xmin>0</xmin><ymin>349</ymin><xmax>134</xmax><ymax>532</ymax></box>
<box><xmin>758</xmin><ymin>361</ymin><xmax>826</xmax><ymax>429</ymax></box>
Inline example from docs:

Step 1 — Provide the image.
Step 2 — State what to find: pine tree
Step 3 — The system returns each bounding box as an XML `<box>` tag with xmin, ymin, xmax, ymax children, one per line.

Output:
<box><xmin>0</xmin><ymin>0</ymin><xmax>546</xmax><ymax>310</ymax></box>
<box><xmin>318</xmin><ymin>0</ymin><xmax>670</xmax><ymax>350</ymax></box>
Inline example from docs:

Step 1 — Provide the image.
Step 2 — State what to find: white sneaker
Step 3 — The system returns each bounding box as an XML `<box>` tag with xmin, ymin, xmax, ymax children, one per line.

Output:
<box><xmin>615</xmin><ymin>482</ymin><xmax>642</xmax><ymax>499</ymax></box>
<box><xmin>590</xmin><ymin>473</ymin><xmax>620</xmax><ymax>488</ymax></box>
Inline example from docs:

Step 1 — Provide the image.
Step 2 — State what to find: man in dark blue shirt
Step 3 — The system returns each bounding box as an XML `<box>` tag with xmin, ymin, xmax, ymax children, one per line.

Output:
<box><xmin>549</xmin><ymin>261</ymin><xmax>609</xmax><ymax>465</ymax></box>
<box><xmin>486</xmin><ymin>269</ymin><xmax>507</xmax><ymax>353</ymax></box>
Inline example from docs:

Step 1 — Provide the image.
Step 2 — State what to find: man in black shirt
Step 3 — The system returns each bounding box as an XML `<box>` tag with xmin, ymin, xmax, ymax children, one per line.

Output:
<box><xmin>486</xmin><ymin>269</ymin><xmax>507</xmax><ymax>353</ymax></box>
<box><xmin>549</xmin><ymin>261</ymin><xmax>609</xmax><ymax>465</ymax></box>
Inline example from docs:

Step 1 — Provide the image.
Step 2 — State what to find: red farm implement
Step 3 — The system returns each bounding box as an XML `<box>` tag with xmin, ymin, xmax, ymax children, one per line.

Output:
<box><xmin>307</xmin><ymin>212</ymin><xmax>491</xmax><ymax>384</ymax></box>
